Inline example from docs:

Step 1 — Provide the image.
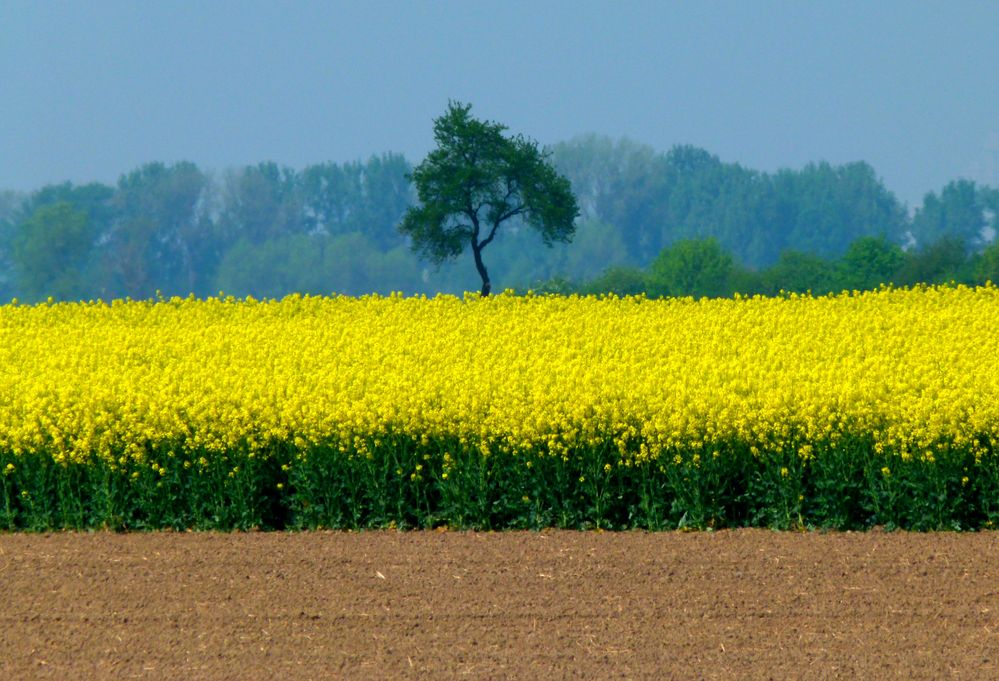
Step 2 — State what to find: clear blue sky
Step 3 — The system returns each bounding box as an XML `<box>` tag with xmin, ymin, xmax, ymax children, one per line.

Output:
<box><xmin>2</xmin><ymin>1</ymin><xmax>997</xmax><ymax>208</ymax></box>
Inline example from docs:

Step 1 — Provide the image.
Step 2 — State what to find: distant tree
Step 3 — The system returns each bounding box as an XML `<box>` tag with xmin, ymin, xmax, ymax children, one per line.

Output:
<box><xmin>728</xmin><ymin>267</ymin><xmax>766</xmax><ymax>297</ymax></box>
<box><xmin>469</xmin><ymin>216</ymin><xmax>630</xmax><ymax>292</ymax></box>
<box><xmin>321</xmin><ymin>231</ymin><xmax>422</xmax><ymax>295</ymax></box>
<box><xmin>579</xmin><ymin>265</ymin><xmax>647</xmax><ymax>296</ymax></box>
<box><xmin>220</xmin><ymin>162</ymin><xmax>304</xmax><ymax>245</ymax></box>
<box><xmin>549</xmin><ymin>135</ymin><xmax>665</xmax><ymax>257</ymax></box>
<box><xmin>839</xmin><ymin>235</ymin><xmax>906</xmax><ymax>290</ymax></box>
<box><xmin>399</xmin><ymin>101</ymin><xmax>579</xmax><ymax>296</ymax></box>
<box><xmin>975</xmin><ymin>239</ymin><xmax>999</xmax><ymax>285</ymax></box>
<box><xmin>355</xmin><ymin>153</ymin><xmax>415</xmax><ymax>249</ymax></box>
<box><xmin>911</xmin><ymin>180</ymin><xmax>989</xmax><ymax>248</ymax></box>
<box><xmin>559</xmin><ymin>218</ymin><xmax>629</xmax><ymax>283</ymax></box>
<box><xmin>0</xmin><ymin>190</ymin><xmax>24</xmax><ymax>225</ymax></box>
<box><xmin>10</xmin><ymin>182</ymin><xmax>113</xmax><ymax>301</ymax></box>
<box><xmin>12</xmin><ymin>202</ymin><xmax>94</xmax><ymax>301</ymax></box>
<box><xmin>759</xmin><ymin>249</ymin><xmax>839</xmax><ymax>295</ymax></box>
<box><xmin>214</xmin><ymin>235</ymin><xmax>325</xmax><ymax>299</ymax></box>
<box><xmin>301</xmin><ymin>153</ymin><xmax>413</xmax><ymax>249</ymax></box>
<box><xmin>550</xmin><ymin>138</ymin><xmax>910</xmax><ymax>269</ymax></box>
<box><xmin>100</xmin><ymin>161</ymin><xmax>215</xmax><ymax>298</ymax></box>
<box><xmin>646</xmin><ymin>237</ymin><xmax>736</xmax><ymax>298</ymax></box>
<box><xmin>365</xmin><ymin>244</ymin><xmax>425</xmax><ymax>294</ymax></box>
<box><xmin>20</xmin><ymin>182</ymin><xmax>115</xmax><ymax>228</ymax></box>
<box><xmin>895</xmin><ymin>235</ymin><xmax>972</xmax><ymax>287</ymax></box>
<box><xmin>214</xmin><ymin>231</ymin><xmax>425</xmax><ymax>299</ymax></box>
<box><xmin>770</xmin><ymin>161</ymin><xmax>908</xmax><ymax>262</ymax></box>
<box><xmin>0</xmin><ymin>191</ymin><xmax>25</xmax><ymax>299</ymax></box>
<box><xmin>982</xmin><ymin>186</ymin><xmax>999</xmax><ymax>243</ymax></box>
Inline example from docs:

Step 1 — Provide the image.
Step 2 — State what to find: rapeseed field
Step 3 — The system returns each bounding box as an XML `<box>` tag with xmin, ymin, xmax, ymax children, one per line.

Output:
<box><xmin>2</xmin><ymin>286</ymin><xmax>997</xmax><ymax>530</ymax></box>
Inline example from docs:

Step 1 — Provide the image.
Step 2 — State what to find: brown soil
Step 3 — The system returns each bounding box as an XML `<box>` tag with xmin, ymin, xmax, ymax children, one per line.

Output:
<box><xmin>2</xmin><ymin>529</ymin><xmax>998</xmax><ymax>680</ymax></box>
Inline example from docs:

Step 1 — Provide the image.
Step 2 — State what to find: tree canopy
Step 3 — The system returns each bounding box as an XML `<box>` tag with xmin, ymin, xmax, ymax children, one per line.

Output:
<box><xmin>1</xmin><ymin>132</ymin><xmax>998</xmax><ymax>303</ymax></box>
<box><xmin>399</xmin><ymin>101</ymin><xmax>579</xmax><ymax>295</ymax></box>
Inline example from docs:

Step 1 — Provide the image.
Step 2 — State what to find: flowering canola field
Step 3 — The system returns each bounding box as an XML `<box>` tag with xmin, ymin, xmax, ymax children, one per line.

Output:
<box><xmin>2</xmin><ymin>286</ymin><xmax>998</xmax><ymax>531</ymax></box>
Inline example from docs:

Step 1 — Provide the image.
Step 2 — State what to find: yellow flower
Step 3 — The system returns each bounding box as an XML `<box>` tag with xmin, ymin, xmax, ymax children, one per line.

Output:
<box><xmin>0</xmin><ymin>285</ymin><xmax>995</xmax><ymax>487</ymax></box>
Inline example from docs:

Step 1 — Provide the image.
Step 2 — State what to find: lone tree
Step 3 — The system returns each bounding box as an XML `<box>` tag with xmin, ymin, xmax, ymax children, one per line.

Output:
<box><xmin>400</xmin><ymin>101</ymin><xmax>579</xmax><ymax>296</ymax></box>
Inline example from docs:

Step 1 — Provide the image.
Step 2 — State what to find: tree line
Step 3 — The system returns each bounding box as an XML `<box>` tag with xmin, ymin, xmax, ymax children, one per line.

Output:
<box><xmin>551</xmin><ymin>233</ymin><xmax>999</xmax><ymax>298</ymax></box>
<box><xmin>1</xmin><ymin>135</ymin><xmax>997</xmax><ymax>303</ymax></box>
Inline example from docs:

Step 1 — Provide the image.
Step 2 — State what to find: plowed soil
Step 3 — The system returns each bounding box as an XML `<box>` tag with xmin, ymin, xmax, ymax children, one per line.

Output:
<box><xmin>2</xmin><ymin>529</ymin><xmax>998</xmax><ymax>680</ymax></box>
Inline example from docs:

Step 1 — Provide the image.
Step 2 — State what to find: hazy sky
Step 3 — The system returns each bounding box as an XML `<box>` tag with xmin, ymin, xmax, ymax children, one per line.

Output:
<box><xmin>2</xmin><ymin>1</ymin><xmax>998</xmax><ymax>207</ymax></box>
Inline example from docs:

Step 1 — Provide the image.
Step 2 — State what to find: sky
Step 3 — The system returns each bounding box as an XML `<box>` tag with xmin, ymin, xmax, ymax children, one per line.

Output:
<box><xmin>2</xmin><ymin>1</ymin><xmax>998</xmax><ymax>208</ymax></box>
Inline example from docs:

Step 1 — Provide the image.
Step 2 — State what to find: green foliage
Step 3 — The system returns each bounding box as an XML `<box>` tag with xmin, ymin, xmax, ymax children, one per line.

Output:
<box><xmin>216</xmin><ymin>236</ymin><xmax>325</xmax><ymax>298</ymax></box>
<box><xmin>895</xmin><ymin>235</ymin><xmax>974</xmax><ymax>287</ymax></box>
<box><xmin>13</xmin><ymin>202</ymin><xmax>95</xmax><ymax>301</ymax></box>
<box><xmin>400</xmin><ymin>101</ymin><xmax>579</xmax><ymax>295</ymax></box>
<box><xmin>1</xmin><ymin>447</ymin><xmax>287</xmax><ymax>531</ymax></box>
<box><xmin>558</xmin><ymin>218</ymin><xmax>630</xmax><ymax>282</ymax></box>
<box><xmin>220</xmin><ymin>162</ymin><xmax>305</xmax><ymax>245</ymax></box>
<box><xmin>3</xmin><ymin>436</ymin><xmax>996</xmax><ymax>531</ymax></box>
<box><xmin>550</xmin><ymin>136</ymin><xmax>908</xmax><ymax>269</ymax></box>
<box><xmin>574</xmin><ymin>232</ymin><xmax>999</xmax><ymax>299</ymax></box>
<box><xmin>976</xmin><ymin>239</ymin><xmax>999</xmax><ymax>284</ymax></box>
<box><xmin>758</xmin><ymin>250</ymin><xmax>839</xmax><ymax>295</ymax></box>
<box><xmin>770</xmin><ymin>161</ymin><xmax>908</xmax><ymax>259</ymax></box>
<box><xmin>214</xmin><ymin>232</ymin><xmax>425</xmax><ymax>298</ymax></box>
<box><xmin>301</xmin><ymin>152</ymin><xmax>413</xmax><ymax>249</ymax></box>
<box><xmin>0</xmin><ymin>191</ymin><xmax>24</xmax><ymax>300</ymax></box>
<box><xmin>839</xmin><ymin>235</ymin><xmax>907</xmax><ymax>290</ymax></box>
<box><xmin>550</xmin><ymin>136</ymin><xmax>666</xmax><ymax>259</ymax></box>
<box><xmin>3</xmin><ymin>136</ymin><xmax>998</xmax><ymax>302</ymax></box>
<box><xmin>9</xmin><ymin>182</ymin><xmax>113</xmax><ymax>302</ymax></box>
<box><xmin>521</xmin><ymin>276</ymin><xmax>577</xmax><ymax>296</ymax></box>
<box><xmin>579</xmin><ymin>266</ymin><xmax>647</xmax><ymax>296</ymax></box>
<box><xmin>911</xmin><ymin>180</ymin><xmax>990</xmax><ymax>247</ymax></box>
<box><xmin>646</xmin><ymin>237</ymin><xmax>736</xmax><ymax>298</ymax></box>
<box><xmin>99</xmin><ymin>162</ymin><xmax>217</xmax><ymax>299</ymax></box>
<box><xmin>21</xmin><ymin>181</ymin><xmax>115</xmax><ymax>229</ymax></box>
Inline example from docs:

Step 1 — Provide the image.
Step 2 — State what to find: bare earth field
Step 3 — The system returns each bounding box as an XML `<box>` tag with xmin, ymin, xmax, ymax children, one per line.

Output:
<box><xmin>2</xmin><ymin>529</ymin><xmax>998</xmax><ymax>680</ymax></box>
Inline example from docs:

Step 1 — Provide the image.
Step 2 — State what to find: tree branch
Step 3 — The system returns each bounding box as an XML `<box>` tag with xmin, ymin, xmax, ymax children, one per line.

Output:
<box><xmin>478</xmin><ymin>204</ymin><xmax>526</xmax><ymax>250</ymax></box>
<box><xmin>495</xmin><ymin>203</ymin><xmax>526</xmax><ymax>225</ymax></box>
<box><xmin>478</xmin><ymin>223</ymin><xmax>500</xmax><ymax>250</ymax></box>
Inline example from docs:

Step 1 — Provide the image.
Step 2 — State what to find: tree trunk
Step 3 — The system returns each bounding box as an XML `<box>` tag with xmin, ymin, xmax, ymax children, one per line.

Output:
<box><xmin>471</xmin><ymin>240</ymin><xmax>491</xmax><ymax>297</ymax></box>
